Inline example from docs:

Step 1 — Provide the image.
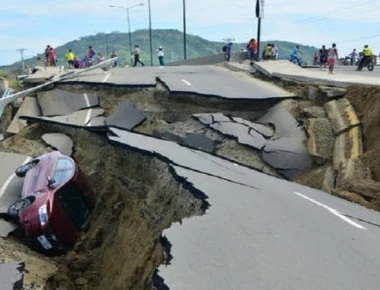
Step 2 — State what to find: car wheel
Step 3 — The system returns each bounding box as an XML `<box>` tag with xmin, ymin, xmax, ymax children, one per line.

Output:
<box><xmin>15</xmin><ymin>160</ymin><xmax>39</xmax><ymax>177</ymax></box>
<box><xmin>8</xmin><ymin>199</ymin><xmax>32</xmax><ymax>218</ymax></box>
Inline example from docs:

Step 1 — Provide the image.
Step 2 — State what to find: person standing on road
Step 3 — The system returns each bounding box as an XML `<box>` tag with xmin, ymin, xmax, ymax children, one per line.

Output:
<box><xmin>246</xmin><ymin>38</ymin><xmax>257</xmax><ymax>61</ymax></box>
<box><xmin>349</xmin><ymin>48</ymin><xmax>357</xmax><ymax>65</ymax></box>
<box><xmin>133</xmin><ymin>45</ymin><xmax>145</xmax><ymax>67</ymax></box>
<box><xmin>156</xmin><ymin>46</ymin><xmax>165</xmax><ymax>66</ymax></box>
<box><xmin>49</xmin><ymin>47</ymin><xmax>57</xmax><ymax>67</ymax></box>
<box><xmin>319</xmin><ymin>45</ymin><xmax>328</xmax><ymax>69</ymax></box>
<box><xmin>327</xmin><ymin>43</ymin><xmax>338</xmax><ymax>74</ymax></box>
<box><xmin>65</xmin><ymin>49</ymin><xmax>75</xmax><ymax>68</ymax></box>
<box><xmin>225</xmin><ymin>42</ymin><xmax>233</xmax><ymax>61</ymax></box>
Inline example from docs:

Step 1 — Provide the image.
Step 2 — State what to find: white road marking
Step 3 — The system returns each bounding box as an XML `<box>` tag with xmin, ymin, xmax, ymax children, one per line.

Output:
<box><xmin>102</xmin><ymin>72</ymin><xmax>111</xmax><ymax>83</ymax></box>
<box><xmin>83</xmin><ymin>93</ymin><xmax>91</xmax><ymax>107</ymax></box>
<box><xmin>0</xmin><ymin>157</ymin><xmax>33</xmax><ymax>198</ymax></box>
<box><xmin>181</xmin><ymin>79</ymin><xmax>192</xmax><ymax>86</ymax></box>
<box><xmin>294</xmin><ymin>191</ymin><xmax>366</xmax><ymax>230</ymax></box>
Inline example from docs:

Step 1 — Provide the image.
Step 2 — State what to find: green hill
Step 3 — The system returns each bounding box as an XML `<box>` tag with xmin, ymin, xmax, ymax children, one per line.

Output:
<box><xmin>1</xmin><ymin>29</ymin><xmax>318</xmax><ymax>73</ymax></box>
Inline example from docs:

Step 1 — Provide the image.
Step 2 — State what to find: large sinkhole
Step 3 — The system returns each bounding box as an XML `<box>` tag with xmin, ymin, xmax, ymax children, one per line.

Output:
<box><xmin>0</xmin><ymin>84</ymin><xmax>282</xmax><ymax>289</ymax></box>
<box><xmin>5</xmin><ymin>81</ymin><xmax>375</xmax><ymax>289</ymax></box>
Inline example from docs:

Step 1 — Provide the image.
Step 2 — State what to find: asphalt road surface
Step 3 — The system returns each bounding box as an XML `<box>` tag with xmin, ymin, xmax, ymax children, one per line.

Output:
<box><xmin>308</xmin><ymin>64</ymin><xmax>380</xmax><ymax>76</ymax></box>
<box><xmin>109</xmin><ymin>128</ymin><xmax>380</xmax><ymax>290</ymax></box>
<box><xmin>61</xmin><ymin>66</ymin><xmax>294</xmax><ymax>100</ymax></box>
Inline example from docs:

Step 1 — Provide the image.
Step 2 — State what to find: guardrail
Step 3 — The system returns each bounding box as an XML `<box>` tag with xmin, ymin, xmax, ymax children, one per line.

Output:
<box><xmin>0</xmin><ymin>58</ymin><xmax>117</xmax><ymax>118</ymax></box>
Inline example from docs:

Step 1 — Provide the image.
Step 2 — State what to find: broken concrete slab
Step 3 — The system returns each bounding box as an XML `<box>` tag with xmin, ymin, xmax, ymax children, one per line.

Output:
<box><xmin>0</xmin><ymin>219</ymin><xmax>17</xmax><ymax>238</ymax></box>
<box><xmin>0</xmin><ymin>262</ymin><xmax>24</xmax><ymax>290</ymax></box>
<box><xmin>258</xmin><ymin>103</ymin><xmax>299</xmax><ymax>137</ymax></box>
<box><xmin>210</xmin><ymin>122</ymin><xmax>267</xmax><ymax>150</ymax></box>
<box><xmin>37</xmin><ymin>89</ymin><xmax>99</xmax><ymax>116</ymax></box>
<box><xmin>324</xmin><ymin>98</ymin><xmax>360</xmax><ymax>135</ymax></box>
<box><xmin>7</xmin><ymin>97</ymin><xmax>41</xmax><ymax>135</ymax></box>
<box><xmin>0</xmin><ymin>152</ymin><xmax>32</xmax><ymax>214</ymax></box>
<box><xmin>232</xmin><ymin>117</ymin><xmax>274</xmax><ymax>138</ymax></box>
<box><xmin>333</xmin><ymin>126</ymin><xmax>363</xmax><ymax>171</ymax></box>
<box><xmin>157</xmin><ymin>66</ymin><xmax>295</xmax><ymax>100</ymax></box>
<box><xmin>319</xmin><ymin>86</ymin><xmax>347</xmax><ymax>98</ymax></box>
<box><xmin>184</xmin><ymin>133</ymin><xmax>215</xmax><ymax>153</ymax></box>
<box><xmin>305</xmin><ymin>118</ymin><xmax>334</xmax><ymax>162</ymax></box>
<box><xmin>23</xmin><ymin>66</ymin><xmax>65</xmax><ymax>84</ymax></box>
<box><xmin>41</xmin><ymin>133</ymin><xmax>73</xmax><ymax>156</ymax></box>
<box><xmin>105</xmin><ymin>101</ymin><xmax>146</xmax><ymax>130</ymax></box>
<box><xmin>20</xmin><ymin>108</ymin><xmax>105</xmax><ymax>129</ymax></box>
<box><xmin>193</xmin><ymin>113</ymin><xmax>213</xmax><ymax>125</ymax></box>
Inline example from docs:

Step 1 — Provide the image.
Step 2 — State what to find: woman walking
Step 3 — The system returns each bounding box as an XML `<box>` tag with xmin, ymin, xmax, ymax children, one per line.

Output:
<box><xmin>327</xmin><ymin>43</ymin><xmax>338</xmax><ymax>74</ymax></box>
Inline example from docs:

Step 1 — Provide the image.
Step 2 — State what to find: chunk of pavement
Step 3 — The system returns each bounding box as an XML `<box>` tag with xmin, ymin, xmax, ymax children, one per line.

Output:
<box><xmin>232</xmin><ymin>117</ymin><xmax>274</xmax><ymax>138</ymax></box>
<box><xmin>321</xmin><ymin>166</ymin><xmax>336</xmax><ymax>193</ymax></box>
<box><xmin>263</xmin><ymin>135</ymin><xmax>311</xmax><ymax>171</ymax></box>
<box><xmin>193</xmin><ymin>113</ymin><xmax>213</xmax><ymax>125</ymax></box>
<box><xmin>37</xmin><ymin>89</ymin><xmax>99</xmax><ymax>116</ymax></box>
<box><xmin>7</xmin><ymin>97</ymin><xmax>42</xmax><ymax>134</ymax></box>
<box><xmin>105</xmin><ymin>100</ymin><xmax>146</xmax><ymax>130</ymax></box>
<box><xmin>319</xmin><ymin>86</ymin><xmax>347</xmax><ymax>98</ymax></box>
<box><xmin>324</xmin><ymin>98</ymin><xmax>360</xmax><ymax>135</ymax></box>
<box><xmin>20</xmin><ymin>108</ymin><xmax>105</xmax><ymax>129</ymax></box>
<box><xmin>0</xmin><ymin>219</ymin><xmax>17</xmax><ymax>238</ymax></box>
<box><xmin>333</xmin><ymin>126</ymin><xmax>363</xmax><ymax>171</ymax></box>
<box><xmin>0</xmin><ymin>262</ymin><xmax>25</xmax><ymax>290</ymax></box>
<box><xmin>305</xmin><ymin>118</ymin><xmax>334</xmax><ymax>162</ymax></box>
<box><xmin>210</xmin><ymin>122</ymin><xmax>267</xmax><ymax>150</ymax></box>
<box><xmin>184</xmin><ymin>133</ymin><xmax>216</xmax><ymax>152</ymax></box>
<box><xmin>41</xmin><ymin>133</ymin><xmax>73</xmax><ymax>156</ymax></box>
<box><xmin>258</xmin><ymin>103</ymin><xmax>299</xmax><ymax>137</ymax></box>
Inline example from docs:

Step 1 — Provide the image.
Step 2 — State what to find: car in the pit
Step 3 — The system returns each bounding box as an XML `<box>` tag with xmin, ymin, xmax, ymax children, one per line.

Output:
<box><xmin>8</xmin><ymin>151</ymin><xmax>94</xmax><ymax>253</ymax></box>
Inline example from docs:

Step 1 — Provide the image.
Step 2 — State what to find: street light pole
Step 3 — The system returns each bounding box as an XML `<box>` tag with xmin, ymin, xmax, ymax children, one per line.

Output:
<box><xmin>183</xmin><ymin>0</ymin><xmax>187</xmax><ymax>60</ymax></box>
<box><xmin>126</xmin><ymin>8</ymin><xmax>133</xmax><ymax>65</ymax></box>
<box><xmin>109</xmin><ymin>3</ymin><xmax>144</xmax><ymax>66</ymax></box>
<box><xmin>148</xmin><ymin>0</ymin><xmax>153</xmax><ymax>66</ymax></box>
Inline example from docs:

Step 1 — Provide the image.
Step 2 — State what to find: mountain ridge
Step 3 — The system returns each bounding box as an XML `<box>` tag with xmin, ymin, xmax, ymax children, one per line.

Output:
<box><xmin>1</xmin><ymin>29</ymin><xmax>318</xmax><ymax>72</ymax></box>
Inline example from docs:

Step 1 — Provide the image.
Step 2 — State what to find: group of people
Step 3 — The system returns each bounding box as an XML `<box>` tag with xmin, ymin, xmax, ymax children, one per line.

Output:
<box><xmin>313</xmin><ymin>44</ymin><xmax>374</xmax><ymax>73</ymax></box>
<box><xmin>347</xmin><ymin>45</ymin><xmax>373</xmax><ymax>70</ymax></box>
<box><xmin>44</xmin><ymin>45</ymin><xmax>57</xmax><ymax>66</ymax></box>
<box><xmin>41</xmin><ymin>44</ymin><xmax>166</xmax><ymax>69</ymax></box>
<box><xmin>312</xmin><ymin>44</ymin><xmax>339</xmax><ymax>73</ymax></box>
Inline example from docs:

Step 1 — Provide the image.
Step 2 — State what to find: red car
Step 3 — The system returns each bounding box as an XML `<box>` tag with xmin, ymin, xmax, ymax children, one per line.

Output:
<box><xmin>8</xmin><ymin>151</ymin><xmax>94</xmax><ymax>253</ymax></box>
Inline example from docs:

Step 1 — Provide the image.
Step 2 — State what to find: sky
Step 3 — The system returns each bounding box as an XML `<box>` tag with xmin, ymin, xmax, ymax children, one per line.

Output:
<box><xmin>1</xmin><ymin>0</ymin><xmax>380</xmax><ymax>66</ymax></box>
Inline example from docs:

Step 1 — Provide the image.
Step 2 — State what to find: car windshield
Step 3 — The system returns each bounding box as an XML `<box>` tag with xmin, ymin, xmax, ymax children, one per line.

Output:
<box><xmin>55</xmin><ymin>182</ymin><xmax>91</xmax><ymax>230</ymax></box>
<box><xmin>51</xmin><ymin>158</ymin><xmax>74</xmax><ymax>188</ymax></box>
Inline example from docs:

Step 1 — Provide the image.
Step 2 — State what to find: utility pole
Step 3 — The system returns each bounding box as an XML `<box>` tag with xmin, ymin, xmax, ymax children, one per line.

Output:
<box><xmin>222</xmin><ymin>38</ymin><xmax>235</xmax><ymax>44</ymax></box>
<box><xmin>255</xmin><ymin>0</ymin><xmax>264</xmax><ymax>61</ymax></box>
<box><xmin>16</xmin><ymin>48</ymin><xmax>27</xmax><ymax>70</ymax></box>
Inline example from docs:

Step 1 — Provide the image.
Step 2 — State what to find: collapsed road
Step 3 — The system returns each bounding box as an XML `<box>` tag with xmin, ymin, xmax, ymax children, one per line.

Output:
<box><xmin>0</xmin><ymin>62</ymin><xmax>380</xmax><ymax>290</ymax></box>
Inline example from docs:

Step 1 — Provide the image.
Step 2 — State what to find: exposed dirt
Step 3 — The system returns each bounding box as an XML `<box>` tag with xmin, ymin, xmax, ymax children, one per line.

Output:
<box><xmin>1</xmin><ymin>79</ymin><xmax>380</xmax><ymax>289</ymax></box>
<box><xmin>345</xmin><ymin>86</ymin><xmax>380</xmax><ymax>181</ymax></box>
<box><xmin>0</xmin><ymin>84</ymin><xmax>280</xmax><ymax>289</ymax></box>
